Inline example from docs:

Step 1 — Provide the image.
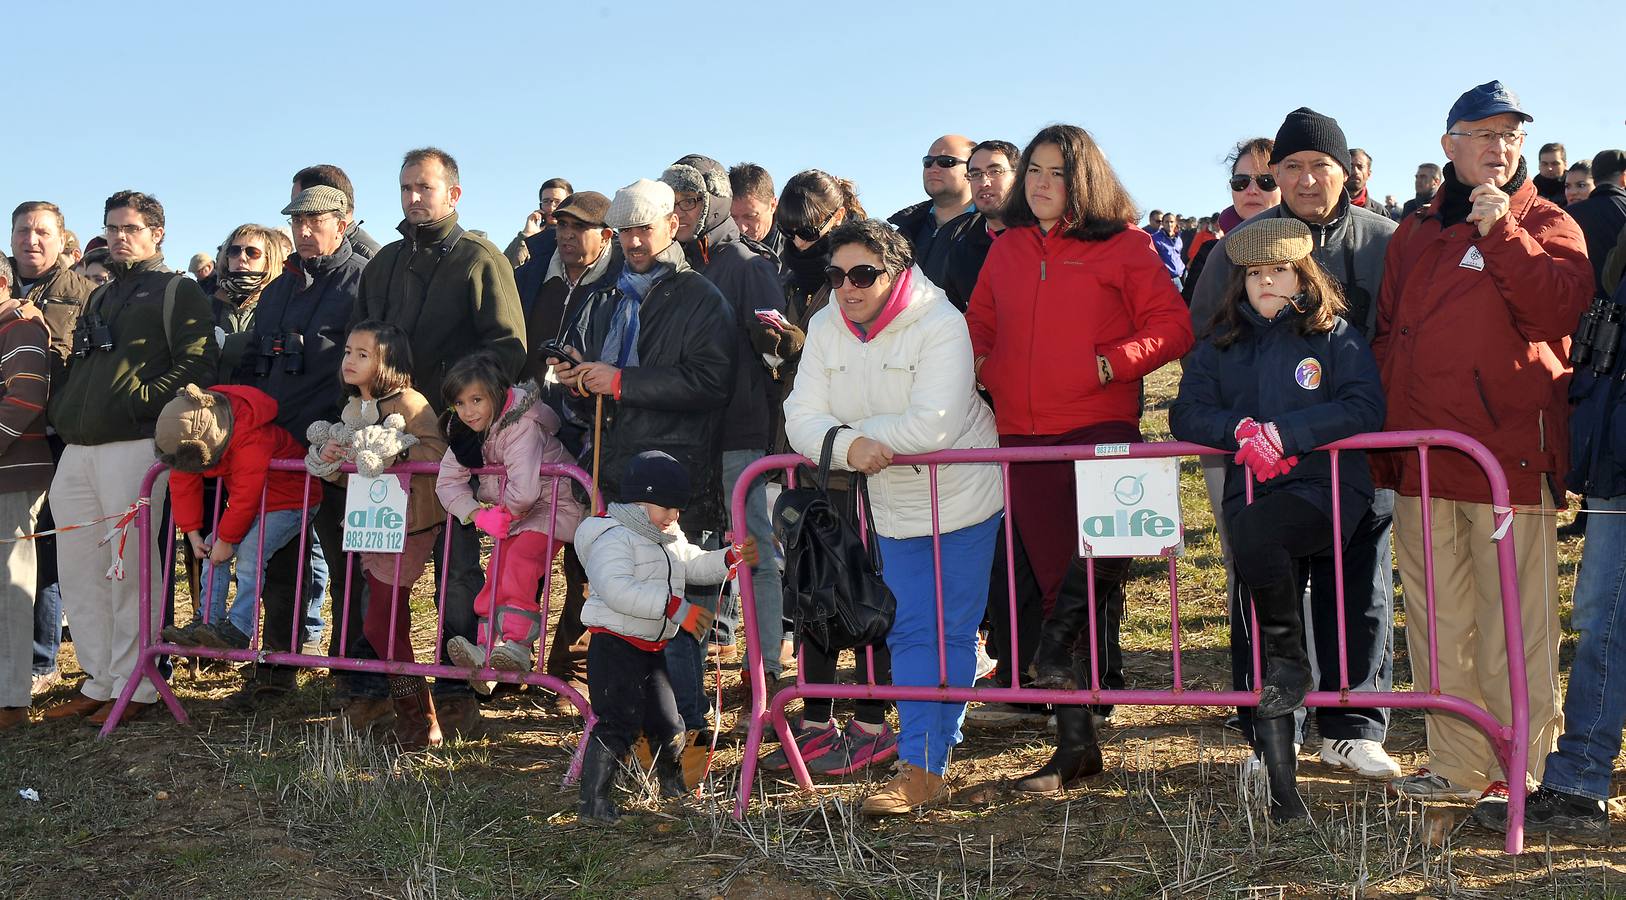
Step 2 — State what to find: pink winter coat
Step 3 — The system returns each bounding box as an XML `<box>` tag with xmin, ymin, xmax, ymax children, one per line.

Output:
<box><xmin>435</xmin><ymin>382</ymin><xmax>586</xmax><ymax>541</ymax></box>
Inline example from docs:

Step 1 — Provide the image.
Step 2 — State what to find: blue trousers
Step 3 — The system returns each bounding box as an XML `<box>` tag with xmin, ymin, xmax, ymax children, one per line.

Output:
<box><xmin>202</xmin><ymin>507</ymin><xmax>327</xmax><ymax>642</ymax></box>
<box><xmin>1543</xmin><ymin>495</ymin><xmax>1626</xmax><ymax>801</ymax></box>
<box><xmin>881</xmin><ymin>513</ymin><xmax>1001</xmax><ymax>775</ymax></box>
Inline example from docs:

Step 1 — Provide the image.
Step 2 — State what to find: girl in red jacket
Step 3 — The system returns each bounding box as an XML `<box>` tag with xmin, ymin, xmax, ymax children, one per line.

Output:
<box><xmin>156</xmin><ymin>384</ymin><xmax>321</xmax><ymax>653</ymax></box>
<box><xmin>966</xmin><ymin>124</ymin><xmax>1194</xmax><ymax>792</ymax></box>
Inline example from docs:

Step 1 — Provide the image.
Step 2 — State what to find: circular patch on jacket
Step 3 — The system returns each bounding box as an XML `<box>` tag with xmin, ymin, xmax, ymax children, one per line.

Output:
<box><xmin>1294</xmin><ymin>358</ymin><xmax>1322</xmax><ymax>390</ymax></box>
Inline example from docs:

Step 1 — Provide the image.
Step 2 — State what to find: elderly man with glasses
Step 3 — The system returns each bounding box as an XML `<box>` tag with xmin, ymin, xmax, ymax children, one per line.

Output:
<box><xmin>888</xmin><ymin>134</ymin><xmax>987</xmax><ymax>302</ymax></box>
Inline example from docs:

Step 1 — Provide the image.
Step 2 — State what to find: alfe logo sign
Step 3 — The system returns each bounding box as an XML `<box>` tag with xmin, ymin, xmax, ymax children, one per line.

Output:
<box><xmin>342</xmin><ymin>474</ymin><xmax>408</xmax><ymax>554</ymax></box>
<box><xmin>1073</xmin><ymin>457</ymin><xmax>1183</xmax><ymax>558</ymax></box>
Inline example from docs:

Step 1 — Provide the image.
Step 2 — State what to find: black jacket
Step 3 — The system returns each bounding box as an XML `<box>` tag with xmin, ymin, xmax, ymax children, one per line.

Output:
<box><xmin>941</xmin><ymin>222</ymin><xmax>996</xmax><ymax>313</ymax></box>
<box><xmin>1566</xmin><ymin>183</ymin><xmax>1626</xmax><ymax>296</ymax></box>
<box><xmin>514</xmin><ymin>228</ymin><xmax>560</xmax><ymax>318</ymax></box>
<box><xmin>1532</xmin><ymin>173</ymin><xmax>1568</xmax><ymax>208</ymax></box>
<box><xmin>682</xmin><ymin>216</ymin><xmax>782</xmax><ymax>452</ymax></box>
<box><xmin>237</xmin><ymin>241</ymin><xmax>364</xmax><ymax>442</ymax></box>
<box><xmin>887</xmin><ymin>201</ymin><xmax>986</xmax><ymax>306</ymax></box>
<box><xmin>568</xmin><ymin>241</ymin><xmax>736</xmax><ymax>531</ymax></box>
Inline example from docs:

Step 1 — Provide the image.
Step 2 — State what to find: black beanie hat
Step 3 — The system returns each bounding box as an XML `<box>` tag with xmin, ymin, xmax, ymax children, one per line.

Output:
<box><xmin>1269</xmin><ymin>107</ymin><xmax>1353</xmax><ymax>175</ymax></box>
<box><xmin>621</xmin><ymin>450</ymin><xmax>691</xmax><ymax>510</ymax></box>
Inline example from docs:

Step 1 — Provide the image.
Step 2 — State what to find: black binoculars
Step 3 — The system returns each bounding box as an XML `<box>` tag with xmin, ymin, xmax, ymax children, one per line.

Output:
<box><xmin>254</xmin><ymin>331</ymin><xmax>306</xmax><ymax>377</ymax></box>
<box><xmin>71</xmin><ymin>315</ymin><xmax>114</xmax><ymax>358</ymax></box>
<box><xmin>1572</xmin><ymin>296</ymin><xmax>1623</xmax><ymax>378</ymax></box>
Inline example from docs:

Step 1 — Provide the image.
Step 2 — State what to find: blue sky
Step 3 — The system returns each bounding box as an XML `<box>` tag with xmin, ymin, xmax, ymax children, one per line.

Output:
<box><xmin>6</xmin><ymin>0</ymin><xmax>1618</xmax><ymax>264</ymax></box>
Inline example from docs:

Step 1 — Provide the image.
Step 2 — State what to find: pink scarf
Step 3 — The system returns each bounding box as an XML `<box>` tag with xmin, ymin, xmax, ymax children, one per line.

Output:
<box><xmin>842</xmin><ymin>266</ymin><xmax>914</xmax><ymax>343</ymax></box>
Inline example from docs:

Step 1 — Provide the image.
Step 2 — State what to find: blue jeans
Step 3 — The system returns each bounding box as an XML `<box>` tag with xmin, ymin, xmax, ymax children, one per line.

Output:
<box><xmin>665</xmin><ymin>526</ymin><xmax>722</xmax><ymax>732</ymax></box>
<box><xmin>1542</xmin><ymin>495</ymin><xmax>1626</xmax><ymax>801</ymax></box>
<box><xmin>204</xmin><ymin>508</ymin><xmax>327</xmax><ymax>641</ymax></box>
<box><xmin>32</xmin><ymin>581</ymin><xmax>61</xmax><ymax>676</ymax></box>
<box><xmin>881</xmin><ymin>513</ymin><xmax>1001</xmax><ymax>775</ymax></box>
<box><xmin>722</xmin><ymin>449</ymin><xmax>786</xmax><ymax>675</ymax></box>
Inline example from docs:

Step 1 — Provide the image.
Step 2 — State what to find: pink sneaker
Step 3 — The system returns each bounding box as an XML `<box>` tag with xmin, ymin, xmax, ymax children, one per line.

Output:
<box><xmin>759</xmin><ymin>719</ymin><xmax>842</xmax><ymax>772</ymax></box>
<box><xmin>807</xmin><ymin>720</ymin><xmax>899</xmax><ymax>776</ymax></box>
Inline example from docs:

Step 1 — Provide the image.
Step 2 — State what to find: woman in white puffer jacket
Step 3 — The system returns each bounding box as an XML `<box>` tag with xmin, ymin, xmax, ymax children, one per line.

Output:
<box><xmin>783</xmin><ymin>219</ymin><xmax>1004</xmax><ymax>816</ymax></box>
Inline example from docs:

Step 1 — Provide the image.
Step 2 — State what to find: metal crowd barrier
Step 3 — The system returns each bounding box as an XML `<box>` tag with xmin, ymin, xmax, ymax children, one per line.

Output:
<box><xmin>729</xmin><ymin>431</ymin><xmax>1533</xmax><ymax>854</ymax></box>
<box><xmin>97</xmin><ymin>459</ymin><xmax>598</xmax><ymax>781</ymax></box>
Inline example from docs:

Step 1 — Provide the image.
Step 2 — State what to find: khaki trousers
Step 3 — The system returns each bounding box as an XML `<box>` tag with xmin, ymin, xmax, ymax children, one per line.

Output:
<box><xmin>1394</xmin><ymin>489</ymin><xmax>1562</xmax><ymax>790</ymax></box>
<box><xmin>50</xmin><ymin>441</ymin><xmax>168</xmax><ymax>704</ymax></box>
<box><xmin>1</xmin><ymin>489</ymin><xmax>45</xmax><ymax>708</ymax></box>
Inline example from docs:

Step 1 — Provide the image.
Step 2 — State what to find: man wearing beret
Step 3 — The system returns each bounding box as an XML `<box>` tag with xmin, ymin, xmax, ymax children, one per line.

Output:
<box><xmin>1373</xmin><ymin>81</ymin><xmax>1591</xmax><ymax>821</ymax></box>
<box><xmin>1190</xmin><ymin>107</ymin><xmax>1402</xmax><ymax>782</ymax></box>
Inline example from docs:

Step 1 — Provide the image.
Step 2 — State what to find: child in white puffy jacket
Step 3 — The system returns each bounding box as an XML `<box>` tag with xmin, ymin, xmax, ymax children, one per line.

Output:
<box><xmin>573</xmin><ymin>451</ymin><xmax>754</xmax><ymax>825</ymax></box>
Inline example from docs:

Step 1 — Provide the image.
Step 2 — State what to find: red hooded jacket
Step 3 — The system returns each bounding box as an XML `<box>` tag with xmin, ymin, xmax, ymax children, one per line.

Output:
<box><xmin>967</xmin><ymin>225</ymin><xmax>1194</xmax><ymax>436</ymax></box>
<box><xmin>171</xmin><ymin>384</ymin><xmax>320</xmax><ymax>544</ymax></box>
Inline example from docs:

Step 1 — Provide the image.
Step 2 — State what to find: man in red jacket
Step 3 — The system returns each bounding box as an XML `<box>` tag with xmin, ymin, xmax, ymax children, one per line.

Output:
<box><xmin>1372</xmin><ymin>81</ymin><xmax>1592</xmax><ymax>820</ymax></box>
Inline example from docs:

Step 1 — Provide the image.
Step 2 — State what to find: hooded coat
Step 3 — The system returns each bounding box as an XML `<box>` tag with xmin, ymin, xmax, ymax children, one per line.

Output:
<box><xmin>169</xmin><ymin>384</ymin><xmax>320</xmax><ymax>545</ymax></box>
<box><xmin>575</xmin><ymin>510</ymin><xmax>732</xmax><ymax>644</ymax></box>
<box><xmin>435</xmin><ymin>381</ymin><xmax>586</xmax><ymax>542</ymax></box>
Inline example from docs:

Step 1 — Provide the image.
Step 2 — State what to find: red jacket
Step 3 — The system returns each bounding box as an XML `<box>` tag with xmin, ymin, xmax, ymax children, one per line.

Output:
<box><xmin>967</xmin><ymin>225</ymin><xmax>1194</xmax><ymax>436</ymax></box>
<box><xmin>1371</xmin><ymin>179</ymin><xmax>1591</xmax><ymax>505</ymax></box>
<box><xmin>172</xmin><ymin>385</ymin><xmax>320</xmax><ymax>544</ymax></box>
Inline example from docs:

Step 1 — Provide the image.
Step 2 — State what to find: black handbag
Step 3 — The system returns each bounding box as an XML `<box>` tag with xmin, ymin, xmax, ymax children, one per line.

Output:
<box><xmin>772</xmin><ymin>426</ymin><xmax>897</xmax><ymax>656</ymax></box>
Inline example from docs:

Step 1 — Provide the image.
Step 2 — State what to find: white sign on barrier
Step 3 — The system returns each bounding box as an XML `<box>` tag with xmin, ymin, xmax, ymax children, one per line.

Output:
<box><xmin>342</xmin><ymin>474</ymin><xmax>407</xmax><ymax>554</ymax></box>
<box><xmin>1073</xmin><ymin>457</ymin><xmax>1183</xmax><ymax>558</ymax></box>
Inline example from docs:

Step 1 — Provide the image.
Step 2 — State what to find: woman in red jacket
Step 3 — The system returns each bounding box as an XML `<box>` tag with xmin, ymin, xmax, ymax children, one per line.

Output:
<box><xmin>967</xmin><ymin>124</ymin><xmax>1194</xmax><ymax>791</ymax></box>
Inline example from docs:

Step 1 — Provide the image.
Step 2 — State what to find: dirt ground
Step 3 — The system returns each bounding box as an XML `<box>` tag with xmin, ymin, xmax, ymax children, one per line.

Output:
<box><xmin>5</xmin><ymin>363</ymin><xmax>1626</xmax><ymax>899</ymax></box>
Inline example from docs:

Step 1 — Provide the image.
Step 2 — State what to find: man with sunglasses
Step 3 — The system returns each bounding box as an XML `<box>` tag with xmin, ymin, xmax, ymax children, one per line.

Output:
<box><xmin>1375</xmin><ymin>81</ymin><xmax>1590</xmax><ymax>826</ymax></box>
<box><xmin>1188</xmin><ymin>107</ymin><xmax>1403</xmax><ymax>785</ymax></box>
<box><xmin>887</xmin><ymin>135</ymin><xmax>985</xmax><ymax>309</ymax></box>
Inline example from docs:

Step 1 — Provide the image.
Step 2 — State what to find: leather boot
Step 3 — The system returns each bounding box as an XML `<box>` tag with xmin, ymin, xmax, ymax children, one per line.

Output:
<box><xmin>1012</xmin><ymin>704</ymin><xmax>1103</xmax><ymax>792</ymax></box>
<box><xmin>389</xmin><ymin>676</ymin><xmax>443</xmax><ymax>750</ymax></box>
<box><xmin>1249</xmin><ymin>578</ymin><xmax>1313</xmax><ymax>720</ymax></box>
<box><xmin>1028</xmin><ymin>556</ymin><xmax>1128</xmax><ymax>691</ymax></box>
<box><xmin>653</xmin><ymin>732</ymin><xmax>690</xmax><ymax>799</ymax></box>
<box><xmin>578</xmin><ymin>738</ymin><xmax>622</xmax><ymax>825</ymax></box>
<box><xmin>1255</xmin><ymin>716</ymin><xmax>1308</xmax><ymax>821</ymax></box>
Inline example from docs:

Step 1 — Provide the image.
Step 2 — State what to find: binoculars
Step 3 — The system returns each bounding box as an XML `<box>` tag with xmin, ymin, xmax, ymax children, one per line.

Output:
<box><xmin>254</xmin><ymin>331</ymin><xmax>306</xmax><ymax>377</ymax></box>
<box><xmin>71</xmin><ymin>315</ymin><xmax>114</xmax><ymax>358</ymax></box>
<box><xmin>1571</xmin><ymin>296</ymin><xmax>1623</xmax><ymax>378</ymax></box>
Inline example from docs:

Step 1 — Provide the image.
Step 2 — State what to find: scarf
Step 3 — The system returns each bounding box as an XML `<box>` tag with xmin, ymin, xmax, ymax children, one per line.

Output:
<box><xmin>217</xmin><ymin>270</ymin><xmax>266</xmax><ymax>303</ymax></box>
<box><xmin>601</xmin><ymin>265</ymin><xmax>663</xmax><ymax>368</ymax></box>
<box><xmin>1438</xmin><ymin>157</ymin><xmax>1528</xmax><ymax>227</ymax></box>
<box><xmin>445</xmin><ymin>413</ymin><xmax>484</xmax><ymax>469</ymax></box>
<box><xmin>608</xmin><ymin>501</ymin><xmax>675</xmax><ymax>546</ymax></box>
<box><xmin>784</xmin><ymin>234</ymin><xmax>831</xmax><ymax>297</ymax></box>
<box><xmin>843</xmin><ymin>266</ymin><xmax>914</xmax><ymax>343</ymax></box>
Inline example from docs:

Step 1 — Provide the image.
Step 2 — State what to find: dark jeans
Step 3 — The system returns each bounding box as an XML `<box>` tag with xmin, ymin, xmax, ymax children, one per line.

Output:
<box><xmin>664</xmin><ymin>524</ymin><xmax>722</xmax><ymax>731</ymax></box>
<box><xmin>1305</xmin><ymin>491</ymin><xmax>1395</xmax><ymax>741</ymax></box>
<box><xmin>429</xmin><ymin>518</ymin><xmax>484</xmax><ymax>699</ymax></box>
<box><xmin>800</xmin><ymin>640</ymin><xmax>893</xmax><ymax>726</ymax></box>
<box><xmin>32</xmin><ymin>494</ymin><xmax>60</xmax><ymax>675</ymax></box>
<box><xmin>587</xmin><ymin>631</ymin><xmax>686</xmax><ymax>756</ymax></box>
<box><xmin>543</xmin><ymin>544</ymin><xmax>590</xmax><ymax>684</ymax></box>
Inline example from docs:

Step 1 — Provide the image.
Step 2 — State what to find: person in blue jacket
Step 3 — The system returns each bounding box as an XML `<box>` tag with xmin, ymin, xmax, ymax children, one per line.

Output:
<box><xmin>1170</xmin><ymin>218</ymin><xmax>1385</xmax><ymax>820</ymax></box>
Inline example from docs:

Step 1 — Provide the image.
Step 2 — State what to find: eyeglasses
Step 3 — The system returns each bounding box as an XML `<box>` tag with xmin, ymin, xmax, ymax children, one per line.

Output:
<box><xmin>922</xmin><ymin>155</ymin><xmax>967</xmax><ymax>169</ymax></box>
<box><xmin>1447</xmin><ymin>129</ymin><xmax>1526</xmax><ymax>145</ymax></box>
<box><xmin>103</xmin><ymin>223</ymin><xmax>151</xmax><ymax>237</ymax></box>
<box><xmin>1229</xmin><ymin>174</ymin><xmax>1278</xmax><ymax>192</ymax></box>
<box><xmin>824</xmin><ymin>264</ymin><xmax>887</xmax><ymax>290</ymax></box>
<box><xmin>967</xmin><ymin>165</ymin><xmax>1012</xmax><ymax>183</ymax></box>
<box><xmin>226</xmin><ymin>245</ymin><xmax>264</xmax><ymax>260</ymax></box>
<box><xmin>779</xmin><ymin>210</ymin><xmax>837</xmax><ymax>244</ymax></box>
<box><xmin>674</xmin><ymin>195</ymin><xmax>704</xmax><ymax>212</ymax></box>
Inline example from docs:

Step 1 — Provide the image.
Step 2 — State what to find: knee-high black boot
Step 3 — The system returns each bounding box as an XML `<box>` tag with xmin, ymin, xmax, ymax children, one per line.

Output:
<box><xmin>1254</xmin><ymin>716</ymin><xmax>1308</xmax><ymax>821</ymax></box>
<box><xmin>1012</xmin><ymin>704</ymin><xmax>1103</xmax><ymax>792</ymax></box>
<box><xmin>1248</xmin><ymin>578</ymin><xmax>1313</xmax><ymax>720</ymax></box>
<box><xmin>578</xmin><ymin>737</ymin><xmax>622</xmax><ymax>825</ymax></box>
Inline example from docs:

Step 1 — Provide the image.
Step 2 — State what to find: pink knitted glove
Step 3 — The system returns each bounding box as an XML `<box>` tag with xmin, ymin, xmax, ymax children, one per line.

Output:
<box><xmin>1235</xmin><ymin>421</ymin><xmax>1291</xmax><ymax>483</ymax></box>
<box><xmin>473</xmin><ymin>505</ymin><xmax>514</xmax><ymax>539</ymax></box>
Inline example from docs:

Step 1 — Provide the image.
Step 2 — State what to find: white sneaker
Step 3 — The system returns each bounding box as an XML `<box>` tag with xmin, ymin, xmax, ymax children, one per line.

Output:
<box><xmin>1320</xmin><ymin>738</ymin><xmax>1402</xmax><ymax>780</ymax></box>
<box><xmin>488</xmin><ymin>641</ymin><xmax>533</xmax><ymax>674</ymax></box>
<box><xmin>974</xmin><ymin>636</ymin><xmax>997</xmax><ymax>681</ymax></box>
<box><xmin>446</xmin><ymin>636</ymin><xmax>496</xmax><ymax>696</ymax></box>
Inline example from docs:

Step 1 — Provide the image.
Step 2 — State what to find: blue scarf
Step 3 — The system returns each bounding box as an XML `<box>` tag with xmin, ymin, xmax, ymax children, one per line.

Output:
<box><xmin>601</xmin><ymin>265</ymin><xmax>663</xmax><ymax>368</ymax></box>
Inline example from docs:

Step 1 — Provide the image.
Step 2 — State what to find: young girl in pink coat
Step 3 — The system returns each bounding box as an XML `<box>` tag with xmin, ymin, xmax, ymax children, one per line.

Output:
<box><xmin>435</xmin><ymin>352</ymin><xmax>585</xmax><ymax>690</ymax></box>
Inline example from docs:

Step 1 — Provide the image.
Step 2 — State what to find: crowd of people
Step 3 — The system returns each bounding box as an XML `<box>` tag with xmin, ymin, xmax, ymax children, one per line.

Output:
<box><xmin>4</xmin><ymin>77</ymin><xmax>1626</xmax><ymax>842</ymax></box>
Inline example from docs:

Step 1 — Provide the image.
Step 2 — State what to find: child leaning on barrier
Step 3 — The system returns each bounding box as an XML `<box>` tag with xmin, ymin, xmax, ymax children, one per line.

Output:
<box><xmin>1169</xmin><ymin>218</ymin><xmax>1385</xmax><ymax>821</ymax></box>
<box><xmin>157</xmin><ymin>384</ymin><xmax>322</xmax><ymax>653</ymax></box>
<box><xmin>305</xmin><ymin>321</ymin><xmax>447</xmax><ymax>750</ymax></box>
<box><xmin>573</xmin><ymin>451</ymin><xmax>755</xmax><ymax>825</ymax></box>
<box><xmin>434</xmin><ymin>351</ymin><xmax>585</xmax><ymax>693</ymax></box>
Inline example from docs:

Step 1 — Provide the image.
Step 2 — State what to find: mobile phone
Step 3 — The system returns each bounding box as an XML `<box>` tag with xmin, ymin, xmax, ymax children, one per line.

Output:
<box><xmin>539</xmin><ymin>339</ymin><xmax>577</xmax><ymax>364</ymax></box>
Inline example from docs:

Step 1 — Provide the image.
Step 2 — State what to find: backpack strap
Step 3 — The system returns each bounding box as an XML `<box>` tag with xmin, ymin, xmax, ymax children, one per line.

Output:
<box><xmin>161</xmin><ymin>273</ymin><xmax>182</xmax><ymax>350</ymax></box>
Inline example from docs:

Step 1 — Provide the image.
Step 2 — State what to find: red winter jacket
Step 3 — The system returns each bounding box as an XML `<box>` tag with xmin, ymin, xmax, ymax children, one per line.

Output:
<box><xmin>967</xmin><ymin>225</ymin><xmax>1194</xmax><ymax>436</ymax></box>
<box><xmin>171</xmin><ymin>384</ymin><xmax>320</xmax><ymax>544</ymax></box>
<box><xmin>1371</xmin><ymin>178</ymin><xmax>1591</xmax><ymax>505</ymax></box>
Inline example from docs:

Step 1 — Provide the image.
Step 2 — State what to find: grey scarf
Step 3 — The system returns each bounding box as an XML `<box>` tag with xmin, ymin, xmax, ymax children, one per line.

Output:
<box><xmin>608</xmin><ymin>502</ymin><xmax>675</xmax><ymax>546</ymax></box>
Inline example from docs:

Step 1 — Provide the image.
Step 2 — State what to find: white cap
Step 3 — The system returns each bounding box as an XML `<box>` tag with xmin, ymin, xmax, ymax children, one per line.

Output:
<box><xmin>605</xmin><ymin>179</ymin><xmax>675</xmax><ymax>230</ymax></box>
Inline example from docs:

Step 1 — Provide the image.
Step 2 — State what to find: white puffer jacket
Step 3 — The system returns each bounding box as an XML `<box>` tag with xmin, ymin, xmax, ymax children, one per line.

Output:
<box><xmin>576</xmin><ymin>511</ymin><xmax>732</xmax><ymax>643</ymax></box>
<box><xmin>784</xmin><ymin>265</ymin><xmax>1004</xmax><ymax>539</ymax></box>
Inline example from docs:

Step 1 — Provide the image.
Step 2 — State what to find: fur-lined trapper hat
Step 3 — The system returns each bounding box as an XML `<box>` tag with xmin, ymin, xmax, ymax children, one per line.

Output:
<box><xmin>156</xmin><ymin>384</ymin><xmax>235</xmax><ymax>472</ymax></box>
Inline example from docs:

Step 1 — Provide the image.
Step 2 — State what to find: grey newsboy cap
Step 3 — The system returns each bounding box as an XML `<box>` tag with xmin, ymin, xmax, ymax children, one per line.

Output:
<box><xmin>281</xmin><ymin>185</ymin><xmax>349</xmax><ymax>217</ymax></box>
<box><xmin>605</xmin><ymin>179</ymin><xmax>674</xmax><ymax>230</ymax></box>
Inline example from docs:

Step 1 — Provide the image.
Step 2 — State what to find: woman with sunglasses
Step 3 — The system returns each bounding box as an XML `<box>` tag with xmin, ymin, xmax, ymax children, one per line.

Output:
<box><xmin>966</xmin><ymin>124</ymin><xmax>1193</xmax><ymax>792</ymax></box>
<box><xmin>782</xmin><ymin>218</ymin><xmax>1003</xmax><ymax>815</ymax></box>
<box><xmin>210</xmin><ymin>224</ymin><xmax>291</xmax><ymax>380</ymax></box>
<box><xmin>1184</xmin><ymin>138</ymin><xmax>1281</xmax><ymax>305</ymax></box>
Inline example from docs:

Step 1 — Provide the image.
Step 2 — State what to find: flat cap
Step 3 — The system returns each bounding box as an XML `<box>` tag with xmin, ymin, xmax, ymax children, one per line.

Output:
<box><xmin>553</xmin><ymin>191</ymin><xmax>611</xmax><ymax>228</ymax></box>
<box><xmin>281</xmin><ymin>185</ymin><xmax>348</xmax><ymax>217</ymax></box>
<box><xmin>1225</xmin><ymin>218</ymin><xmax>1313</xmax><ymax>267</ymax></box>
<box><xmin>605</xmin><ymin>179</ymin><xmax>674</xmax><ymax>230</ymax></box>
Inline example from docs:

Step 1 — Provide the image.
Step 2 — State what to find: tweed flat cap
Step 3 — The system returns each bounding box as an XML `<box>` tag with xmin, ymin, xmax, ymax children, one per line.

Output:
<box><xmin>281</xmin><ymin>185</ymin><xmax>349</xmax><ymax>216</ymax></box>
<box><xmin>605</xmin><ymin>179</ymin><xmax>675</xmax><ymax>230</ymax></box>
<box><xmin>1225</xmin><ymin>218</ymin><xmax>1313</xmax><ymax>267</ymax></box>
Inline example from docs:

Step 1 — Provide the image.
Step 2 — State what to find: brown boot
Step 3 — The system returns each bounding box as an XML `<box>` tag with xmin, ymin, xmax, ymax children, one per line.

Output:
<box><xmin>334</xmin><ymin>696</ymin><xmax>395</xmax><ymax>736</ymax></box>
<box><xmin>861</xmin><ymin>763</ymin><xmax>947</xmax><ymax>816</ymax></box>
<box><xmin>389</xmin><ymin>677</ymin><xmax>443</xmax><ymax>750</ymax></box>
<box><xmin>435</xmin><ymin>695</ymin><xmax>481</xmax><ymax>742</ymax></box>
<box><xmin>680</xmin><ymin>729</ymin><xmax>713</xmax><ymax>788</ymax></box>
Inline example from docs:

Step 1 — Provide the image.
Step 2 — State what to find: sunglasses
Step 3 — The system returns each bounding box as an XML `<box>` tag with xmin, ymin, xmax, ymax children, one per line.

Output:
<box><xmin>779</xmin><ymin>210</ymin><xmax>838</xmax><ymax>244</ymax></box>
<box><xmin>922</xmin><ymin>155</ymin><xmax>967</xmax><ymax>169</ymax></box>
<box><xmin>1229</xmin><ymin>173</ymin><xmax>1277</xmax><ymax>192</ymax></box>
<box><xmin>824</xmin><ymin>264</ymin><xmax>887</xmax><ymax>290</ymax></box>
<box><xmin>226</xmin><ymin>245</ymin><xmax>265</xmax><ymax>260</ymax></box>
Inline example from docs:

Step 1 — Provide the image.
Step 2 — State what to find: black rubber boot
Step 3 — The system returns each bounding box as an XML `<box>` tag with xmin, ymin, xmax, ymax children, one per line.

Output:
<box><xmin>1012</xmin><ymin>704</ymin><xmax>1103</xmax><ymax>792</ymax></box>
<box><xmin>578</xmin><ymin>738</ymin><xmax>622</xmax><ymax>825</ymax></box>
<box><xmin>1255</xmin><ymin>716</ymin><xmax>1308</xmax><ymax>821</ymax></box>
<box><xmin>653</xmin><ymin>732</ymin><xmax>690</xmax><ymax>799</ymax></box>
<box><xmin>1249</xmin><ymin>578</ymin><xmax>1313</xmax><ymax>720</ymax></box>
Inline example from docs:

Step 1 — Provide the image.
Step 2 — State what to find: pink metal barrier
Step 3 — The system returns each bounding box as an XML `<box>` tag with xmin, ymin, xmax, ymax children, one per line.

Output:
<box><xmin>730</xmin><ymin>431</ymin><xmax>1533</xmax><ymax>854</ymax></box>
<box><xmin>98</xmin><ymin>458</ymin><xmax>599</xmax><ymax>780</ymax></box>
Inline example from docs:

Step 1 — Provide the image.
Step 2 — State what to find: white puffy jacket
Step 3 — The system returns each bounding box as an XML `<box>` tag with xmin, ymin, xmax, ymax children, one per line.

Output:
<box><xmin>576</xmin><ymin>513</ymin><xmax>731</xmax><ymax>643</ymax></box>
<box><xmin>783</xmin><ymin>265</ymin><xmax>1004</xmax><ymax>539</ymax></box>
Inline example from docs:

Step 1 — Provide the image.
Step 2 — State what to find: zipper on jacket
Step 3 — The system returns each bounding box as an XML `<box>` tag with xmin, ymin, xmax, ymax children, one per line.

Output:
<box><xmin>1473</xmin><ymin>369</ymin><xmax>1500</xmax><ymax>427</ymax></box>
<box><xmin>1040</xmin><ymin>260</ymin><xmax>1046</xmax><ymax>281</ymax></box>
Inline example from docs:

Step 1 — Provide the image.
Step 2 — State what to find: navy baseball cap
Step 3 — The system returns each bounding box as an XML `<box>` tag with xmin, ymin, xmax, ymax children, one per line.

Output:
<box><xmin>1446</xmin><ymin>80</ymin><xmax>1533</xmax><ymax>131</ymax></box>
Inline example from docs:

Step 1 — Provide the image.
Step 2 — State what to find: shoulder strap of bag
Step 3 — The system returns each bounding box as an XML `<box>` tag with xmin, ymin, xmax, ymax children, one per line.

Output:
<box><xmin>816</xmin><ymin>424</ymin><xmax>848</xmax><ymax>491</ymax></box>
<box><xmin>162</xmin><ymin>274</ymin><xmax>181</xmax><ymax>349</ymax></box>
